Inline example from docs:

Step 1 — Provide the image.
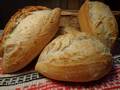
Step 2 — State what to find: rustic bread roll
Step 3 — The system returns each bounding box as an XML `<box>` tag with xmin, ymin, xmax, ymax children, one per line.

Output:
<box><xmin>78</xmin><ymin>0</ymin><xmax>118</xmax><ymax>48</ymax></box>
<box><xmin>35</xmin><ymin>27</ymin><xmax>112</xmax><ymax>82</ymax></box>
<box><xmin>1</xmin><ymin>6</ymin><xmax>61</xmax><ymax>73</ymax></box>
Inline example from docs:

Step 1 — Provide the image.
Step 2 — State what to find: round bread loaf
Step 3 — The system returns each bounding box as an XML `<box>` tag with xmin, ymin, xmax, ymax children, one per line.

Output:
<box><xmin>35</xmin><ymin>28</ymin><xmax>112</xmax><ymax>82</ymax></box>
<box><xmin>78</xmin><ymin>0</ymin><xmax>118</xmax><ymax>48</ymax></box>
<box><xmin>1</xmin><ymin>6</ymin><xmax>61</xmax><ymax>73</ymax></box>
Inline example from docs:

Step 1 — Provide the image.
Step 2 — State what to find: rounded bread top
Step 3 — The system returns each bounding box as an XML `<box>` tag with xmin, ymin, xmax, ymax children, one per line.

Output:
<box><xmin>38</xmin><ymin>31</ymin><xmax>111</xmax><ymax>65</ymax></box>
<box><xmin>88</xmin><ymin>1</ymin><xmax>118</xmax><ymax>48</ymax></box>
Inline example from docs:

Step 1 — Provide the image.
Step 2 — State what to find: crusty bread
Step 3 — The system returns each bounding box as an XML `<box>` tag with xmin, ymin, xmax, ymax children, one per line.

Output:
<box><xmin>35</xmin><ymin>27</ymin><xmax>112</xmax><ymax>82</ymax></box>
<box><xmin>78</xmin><ymin>0</ymin><xmax>118</xmax><ymax>48</ymax></box>
<box><xmin>1</xmin><ymin>6</ymin><xmax>61</xmax><ymax>73</ymax></box>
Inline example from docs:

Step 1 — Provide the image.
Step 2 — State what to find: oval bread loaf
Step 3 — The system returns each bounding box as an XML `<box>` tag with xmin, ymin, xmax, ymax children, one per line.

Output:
<box><xmin>1</xmin><ymin>6</ymin><xmax>61</xmax><ymax>73</ymax></box>
<box><xmin>78</xmin><ymin>0</ymin><xmax>118</xmax><ymax>48</ymax></box>
<box><xmin>35</xmin><ymin>27</ymin><xmax>112</xmax><ymax>82</ymax></box>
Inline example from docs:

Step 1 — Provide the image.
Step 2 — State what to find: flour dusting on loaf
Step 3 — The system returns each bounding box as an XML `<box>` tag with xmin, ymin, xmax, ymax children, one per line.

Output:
<box><xmin>35</xmin><ymin>27</ymin><xmax>112</xmax><ymax>82</ymax></box>
<box><xmin>78</xmin><ymin>0</ymin><xmax>118</xmax><ymax>48</ymax></box>
<box><xmin>2</xmin><ymin>6</ymin><xmax>61</xmax><ymax>73</ymax></box>
<box><xmin>39</xmin><ymin>32</ymin><xmax>110</xmax><ymax>63</ymax></box>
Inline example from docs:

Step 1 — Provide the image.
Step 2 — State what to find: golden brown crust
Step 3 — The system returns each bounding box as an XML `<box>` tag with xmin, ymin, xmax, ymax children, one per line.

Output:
<box><xmin>78</xmin><ymin>0</ymin><xmax>93</xmax><ymax>35</ymax></box>
<box><xmin>2</xmin><ymin>6</ymin><xmax>61</xmax><ymax>73</ymax></box>
<box><xmin>0</xmin><ymin>6</ymin><xmax>48</xmax><ymax>57</ymax></box>
<box><xmin>78</xmin><ymin>0</ymin><xmax>118</xmax><ymax>48</ymax></box>
<box><xmin>2</xmin><ymin>6</ymin><xmax>48</xmax><ymax>41</ymax></box>
<box><xmin>35</xmin><ymin>31</ymin><xmax>112</xmax><ymax>82</ymax></box>
<box><xmin>36</xmin><ymin>56</ymin><xmax>112</xmax><ymax>82</ymax></box>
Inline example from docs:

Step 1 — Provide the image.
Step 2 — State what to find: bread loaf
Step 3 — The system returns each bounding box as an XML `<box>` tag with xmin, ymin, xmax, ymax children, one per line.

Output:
<box><xmin>1</xmin><ymin>6</ymin><xmax>61</xmax><ymax>73</ymax></box>
<box><xmin>78</xmin><ymin>0</ymin><xmax>118</xmax><ymax>48</ymax></box>
<box><xmin>35</xmin><ymin>27</ymin><xmax>112</xmax><ymax>82</ymax></box>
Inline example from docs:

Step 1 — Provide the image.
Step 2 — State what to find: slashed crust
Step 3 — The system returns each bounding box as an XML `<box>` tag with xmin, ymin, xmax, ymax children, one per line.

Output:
<box><xmin>0</xmin><ymin>6</ymin><xmax>48</xmax><ymax>57</ymax></box>
<box><xmin>35</xmin><ymin>31</ymin><xmax>112</xmax><ymax>82</ymax></box>
<box><xmin>2</xmin><ymin>6</ymin><xmax>48</xmax><ymax>41</ymax></box>
<box><xmin>2</xmin><ymin>6</ymin><xmax>61</xmax><ymax>73</ymax></box>
<box><xmin>78</xmin><ymin>0</ymin><xmax>118</xmax><ymax>48</ymax></box>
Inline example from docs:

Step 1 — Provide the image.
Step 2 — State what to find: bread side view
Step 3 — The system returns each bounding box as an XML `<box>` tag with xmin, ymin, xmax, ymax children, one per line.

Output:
<box><xmin>1</xmin><ymin>6</ymin><xmax>61</xmax><ymax>73</ymax></box>
<box><xmin>35</xmin><ymin>27</ymin><xmax>112</xmax><ymax>82</ymax></box>
<box><xmin>78</xmin><ymin>0</ymin><xmax>118</xmax><ymax>48</ymax></box>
